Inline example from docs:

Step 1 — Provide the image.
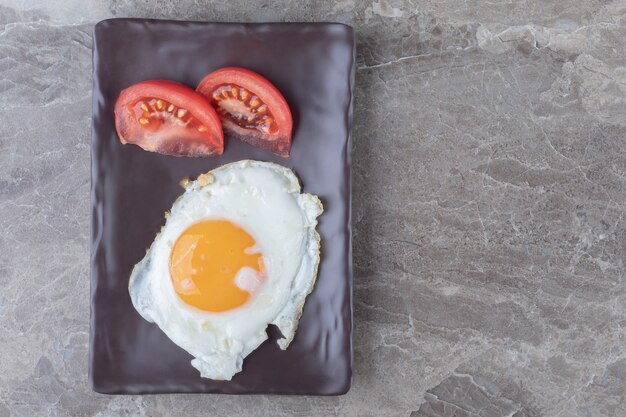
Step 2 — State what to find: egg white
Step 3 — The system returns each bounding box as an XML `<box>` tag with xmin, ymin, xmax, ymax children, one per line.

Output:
<box><xmin>128</xmin><ymin>160</ymin><xmax>323</xmax><ymax>380</ymax></box>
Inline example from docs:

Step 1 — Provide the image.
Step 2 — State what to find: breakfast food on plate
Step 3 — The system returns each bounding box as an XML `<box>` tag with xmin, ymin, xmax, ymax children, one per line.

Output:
<box><xmin>128</xmin><ymin>160</ymin><xmax>323</xmax><ymax>380</ymax></box>
<box><xmin>114</xmin><ymin>80</ymin><xmax>224</xmax><ymax>157</ymax></box>
<box><xmin>196</xmin><ymin>67</ymin><xmax>293</xmax><ymax>157</ymax></box>
<box><xmin>113</xmin><ymin>68</ymin><xmax>293</xmax><ymax>158</ymax></box>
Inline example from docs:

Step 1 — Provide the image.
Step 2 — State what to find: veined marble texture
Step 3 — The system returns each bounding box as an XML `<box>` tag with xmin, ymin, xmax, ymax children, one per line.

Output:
<box><xmin>0</xmin><ymin>1</ymin><xmax>625</xmax><ymax>416</ymax></box>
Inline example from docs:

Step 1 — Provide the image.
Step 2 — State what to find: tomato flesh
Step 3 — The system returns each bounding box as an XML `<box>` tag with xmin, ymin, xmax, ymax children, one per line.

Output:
<box><xmin>115</xmin><ymin>80</ymin><xmax>223</xmax><ymax>157</ymax></box>
<box><xmin>196</xmin><ymin>68</ymin><xmax>293</xmax><ymax>157</ymax></box>
<box><xmin>210</xmin><ymin>84</ymin><xmax>279</xmax><ymax>134</ymax></box>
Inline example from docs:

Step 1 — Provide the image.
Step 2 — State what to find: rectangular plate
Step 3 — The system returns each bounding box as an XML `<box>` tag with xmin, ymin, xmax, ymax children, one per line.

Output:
<box><xmin>90</xmin><ymin>19</ymin><xmax>354</xmax><ymax>395</ymax></box>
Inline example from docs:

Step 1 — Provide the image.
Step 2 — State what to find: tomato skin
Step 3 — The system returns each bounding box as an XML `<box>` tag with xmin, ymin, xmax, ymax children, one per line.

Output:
<box><xmin>196</xmin><ymin>68</ymin><xmax>293</xmax><ymax>157</ymax></box>
<box><xmin>114</xmin><ymin>80</ymin><xmax>224</xmax><ymax>157</ymax></box>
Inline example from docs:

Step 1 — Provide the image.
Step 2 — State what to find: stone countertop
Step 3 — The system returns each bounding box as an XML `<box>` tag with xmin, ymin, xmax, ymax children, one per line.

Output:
<box><xmin>1</xmin><ymin>1</ymin><xmax>624</xmax><ymax>416</ymax></box>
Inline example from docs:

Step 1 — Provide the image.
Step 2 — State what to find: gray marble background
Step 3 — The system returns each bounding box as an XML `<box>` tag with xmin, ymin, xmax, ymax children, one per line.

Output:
<box><xmin>1</xmin><ymin>0</ymin><xmax>625</xmax><ymax>416</ymax></box>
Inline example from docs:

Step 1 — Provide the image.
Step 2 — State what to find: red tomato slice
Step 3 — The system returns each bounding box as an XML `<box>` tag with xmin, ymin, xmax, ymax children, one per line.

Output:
<box><xmin>196</xmin><ymin>68</ymin><xmax>293</xmax><ymax>157</ymax></box>
<box><xmin>114</xmin><ymin>80</ymin><xmax>224</xmax><ymax>157</ymax></box>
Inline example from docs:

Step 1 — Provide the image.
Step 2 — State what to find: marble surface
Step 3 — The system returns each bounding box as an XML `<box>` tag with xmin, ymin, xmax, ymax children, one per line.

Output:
<box><xmin>0</xmin><ymin>0</ymin><xmax>625</xmax><ymax>415</ymax></box>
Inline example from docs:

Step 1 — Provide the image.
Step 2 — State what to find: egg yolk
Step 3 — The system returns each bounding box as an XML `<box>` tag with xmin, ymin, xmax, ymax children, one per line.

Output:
<box><xmin>169</xmin><ymin>219</ymin><xmax>265</xmax><ymax>312</ymax></box>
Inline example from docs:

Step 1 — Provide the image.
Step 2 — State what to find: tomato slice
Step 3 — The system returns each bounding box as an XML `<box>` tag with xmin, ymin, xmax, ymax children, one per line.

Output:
<box><xmin>114</xmin><ymin>80</ymin><xmax>224</xmax><ymax>157</ymax></box>
<box><xmin>196</xmin><ymin>68</ymin><xmax>293</xmax><ymax>158</ymax></box>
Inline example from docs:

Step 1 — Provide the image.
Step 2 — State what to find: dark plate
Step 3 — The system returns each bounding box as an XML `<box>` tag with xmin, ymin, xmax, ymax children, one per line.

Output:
<box><xmin>90</xmin><ymin>19</ymin><xmax>354</xmax><ymax>395</ymax></box>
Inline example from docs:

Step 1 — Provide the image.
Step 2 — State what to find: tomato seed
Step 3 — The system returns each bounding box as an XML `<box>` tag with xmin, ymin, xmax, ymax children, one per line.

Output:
<box><xmin>210</xmin><ymin>85</ymin><xmax>278</xmax><ymax>133</ymax></box>
<box><xmin>167</xmin><ymin>104</ymin><xmax>175</xmax><ymax>112</ymax></box>
<box><xmin>140</xmin><ymin>103</ymin><xmax>149</xmax><ymax>112</ymax></box>
<box><xmin>156</xmin><ymin>100</ymin><xmax>164</xmax><ymax>110</ymax></box>
<box><xmin>177</xmin><ymin>109</ymin><xmax>187</xmax><ymax>118</ymax></box>
<box><xmin>139</xmin><ymin>117</ymin><xmax>150</xmax><ymax>125</ymax></box>
<box><xmin>198</xmin><ymin>125</ymin><xmax>208</xmax><ymax>132</ymax></box>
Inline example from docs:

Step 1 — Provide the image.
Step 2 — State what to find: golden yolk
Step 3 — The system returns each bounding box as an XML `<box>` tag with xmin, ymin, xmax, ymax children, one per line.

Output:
<box><xmin>169</xmin><ymin>219</ymin><xmax>265</xmax><ymax>312</ymax></box>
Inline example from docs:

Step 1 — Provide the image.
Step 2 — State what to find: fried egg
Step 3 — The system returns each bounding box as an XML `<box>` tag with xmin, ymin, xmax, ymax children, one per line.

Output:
<box><xmin>128</xmin><ymin>160</ymin><xmax>323</xmax><ymax>380</ymax></box>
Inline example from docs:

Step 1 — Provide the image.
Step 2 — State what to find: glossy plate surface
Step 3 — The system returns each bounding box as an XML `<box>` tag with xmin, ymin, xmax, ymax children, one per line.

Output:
<box><xmin>91</xmin><ymin>18</ymin><xmax>354</xmax><ymax>395</ymax></box>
